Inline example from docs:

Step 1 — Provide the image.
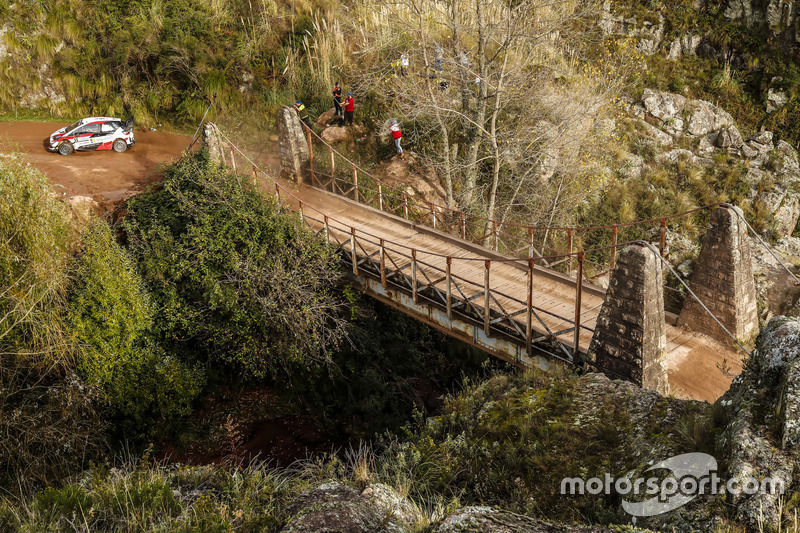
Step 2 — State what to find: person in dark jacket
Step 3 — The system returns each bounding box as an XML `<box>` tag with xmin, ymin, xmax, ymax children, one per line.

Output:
<box><xmin>332</xmin><ymin>82</ymin><xmax>342</xmax><ymax>118</ymax></box>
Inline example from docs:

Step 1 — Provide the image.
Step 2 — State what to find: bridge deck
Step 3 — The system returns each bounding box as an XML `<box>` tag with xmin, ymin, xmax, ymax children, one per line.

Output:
<box><xmin>263</xmin><ymin>173</ymin><xmax>740</xmax><ymax>403</ymax></box>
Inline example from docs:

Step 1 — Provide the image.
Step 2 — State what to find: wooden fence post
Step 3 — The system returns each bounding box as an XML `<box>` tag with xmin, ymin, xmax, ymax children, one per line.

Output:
<box><xmin>460</xmin><ymin>211</ymin><xmax>467</xmax><ymax>240</ymax></box>
<box><xmin>659</xmin><ymin>218</ymin><xmax>667</xmax><ymax>256</ymax></box>
<box><xmin>609</xmin><ymin>224</ymin><xmax>619</xmax><ymax>271</ymax></box>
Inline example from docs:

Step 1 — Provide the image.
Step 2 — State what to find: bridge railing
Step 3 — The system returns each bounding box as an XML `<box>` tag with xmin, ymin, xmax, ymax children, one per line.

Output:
<box><xmin>301</xmin><ymin>128</ymin><xmax>723</xmax><ymax>284</ymax></box>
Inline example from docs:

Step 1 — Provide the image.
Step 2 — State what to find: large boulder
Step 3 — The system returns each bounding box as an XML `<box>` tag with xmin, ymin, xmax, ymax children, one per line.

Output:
<box><xmin>432</xmin><ymin>507</ymin><xmax>615</xmax><ymax>532</ymax></box>
<box><xmin>717</xmin><ymin>318</ymin><xmax>800</xmax><ymax>530</ymax></box>
<box><xmin>316</xmin><ymin>107</ymin><xmax>339</xmax><ymax>128</ymax></box>
<box><xmin>281</xmin><ymin>481</ymin><xmax>419</xmax><ymax>532</ymax></box>
<box><xmin>716</xmin><ymin>125</ymin><xmax>744</xmax><ymax>150</ymax></box>
<box><xmin>321</xmin><ymin>125</ymin><xmax>353</xmax><ymax>145</ymax></box>
<box><xmin>641</xmin><ymin>89</ymin><xmax>686</xmax><ymax>124</ymax></box>
<box><xmin>686</xmin><ymin>100</ymin><xmax>734</xmax><ymax>136</ymax></box>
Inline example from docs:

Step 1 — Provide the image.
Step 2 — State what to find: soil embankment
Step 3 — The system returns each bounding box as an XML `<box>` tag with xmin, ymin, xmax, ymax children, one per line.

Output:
<box><xmin>0</xmin><ymin>121</ymin><xmax>192</xmax><ymax>210</ymax></box>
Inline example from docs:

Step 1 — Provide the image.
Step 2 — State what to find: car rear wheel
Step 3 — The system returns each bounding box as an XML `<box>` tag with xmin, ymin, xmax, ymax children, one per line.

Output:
<box><xmin>57</xmin><ymin>142</ymin><xmax>73</xmax><ymax>156</ymax></box>
<box><xmin>112</xmin><ymin>139</ymin><xmax>127</xmax><ymax>153</ymax></box>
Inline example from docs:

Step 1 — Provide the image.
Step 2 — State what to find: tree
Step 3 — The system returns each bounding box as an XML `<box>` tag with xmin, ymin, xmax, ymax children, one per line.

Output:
<box><xmin>349</xmin><ymin>0</ymin><xmax>640</xmax><ymax>236</ymax></box>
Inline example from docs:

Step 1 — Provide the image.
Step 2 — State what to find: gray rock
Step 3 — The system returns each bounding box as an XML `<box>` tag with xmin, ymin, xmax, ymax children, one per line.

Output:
<box><xmin>433</xmin><ymin>507</ymin><xmax>616</xmax><ymax>532</ymax></box>
<box><xmin>740</xmin><ymin>143</ymin><xmax>758</xmax><ymax>159</ymax></box>
<box><xmin>658</xmin><ymin>149</ymin><xmax>695</xmax><ymax>164</ymax></box>
<box><xmin>776</xmin><ymin>140</ymin><xmax>799</xmax><ymax>167</ymax></box>
<box><xmin>766</xmin><ymin>87</ymin><xmax>789</xmax><ymax>113</ymax></box>
<box><xmin>638</xmin><ymin>119</ymin><xmax>674</xmax><ymax>146</ymax></box>
<box><xmin>667</xmin><ymin>34</ymin><xmax>702</xmax><ymax>60</ymax></box>
<box><xmin>282</xmin><ymin>481</ymin><xmax>417</xmax><ymax>533</ymax></box>
<box><xmin>717</xmin><ymin>125</ymin><xmax>744</xmax><ymax>149</ymax></box>
<box><xmin>686</xmin><ymin>100</ymin><xmax>734</xmax><ymax>136</ymax></box>
<box><xmin>748</xmin><ymin>130</ymin><xmax>774</xmax><ymax>150</ymax></box>
<box><xmin>641</xmin><ymin>89</ymin><xmax>686</xmax><ymax>123</ymax></box>
<box><xmin>697</xmin><ymin>135</ymin><xmax>715</xmax><ymax>155</ymax></box>
<box><xmin>717</xmin><ymin>318</ymin><xmax>800</xmax><ymax>530</ymax></box>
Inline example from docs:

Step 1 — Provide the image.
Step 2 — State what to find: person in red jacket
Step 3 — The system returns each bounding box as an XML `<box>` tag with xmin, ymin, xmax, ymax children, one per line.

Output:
<box><xmin>344</xmin><ymin>92</ymin><xmax>355</xmax><ymax>125</ymax></box>
<box><xmin>390</xmin><ymin>120</ymin><xmax>403</xmax><ymax>157</ymax></box>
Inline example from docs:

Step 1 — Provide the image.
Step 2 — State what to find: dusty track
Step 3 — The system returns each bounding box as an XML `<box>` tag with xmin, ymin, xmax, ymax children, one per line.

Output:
<box><xmin>0</xmin><ymin>121</ymin><xmax>192</xmax><ymax>209</ymax></box>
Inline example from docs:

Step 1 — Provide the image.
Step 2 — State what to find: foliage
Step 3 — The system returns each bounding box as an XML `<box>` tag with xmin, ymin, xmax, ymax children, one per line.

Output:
<box><xmin>283</xmin><ymin>297</ymin><xmax>492</xmax><ymax>439</ymax></box>
<box><xmin>68</xmin><ymin>220</ymin><xmax>203</xmax><ymax>438</ymax></box>
<box><xmin>0</xmin><ymin>157</ymin><xmax>102</xmax><ymax>495</ymax></box>
<box><xmin>121</xmin><ymin>149</ymin><xmax>349</xmax><ymax>378</ymax></box>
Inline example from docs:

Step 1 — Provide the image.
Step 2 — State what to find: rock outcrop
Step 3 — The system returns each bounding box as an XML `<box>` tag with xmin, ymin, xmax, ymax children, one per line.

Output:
<box><xmin>717</xmin><ymin>318</ymin><xmax>800</xmax><ymax>529</ymax></box>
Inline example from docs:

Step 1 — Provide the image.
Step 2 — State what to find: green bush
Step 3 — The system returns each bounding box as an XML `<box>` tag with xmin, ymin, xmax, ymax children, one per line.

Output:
<box><xmin>69</xmin><ymin>220</ymin><xmax>203</xmax><ymax>437</ymax></box>
<box><xmin>122</xmin><ymin>150</ymin><xmax>349</xmax><ymax>378</ymax></box>
<box><xmin>0</xmin><ymin>157</ymin><xmax>102</xmax><ymax>495</ymax></box>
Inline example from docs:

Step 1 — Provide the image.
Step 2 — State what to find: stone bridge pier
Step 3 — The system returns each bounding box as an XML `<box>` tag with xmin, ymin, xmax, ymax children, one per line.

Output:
<box><xmin>677</xmin><ymin>205</ymin><xmax>758</xmax><ymax>342</ymax></box>
<box><xmin>277</xmin><ymin>106</ymin><xmax>309</xmax><ymax>181</ymax></box>
<box><xmin>586</xmin><ymin>244</ymin><xmax>669</xmax><ymax>395</ymax></box>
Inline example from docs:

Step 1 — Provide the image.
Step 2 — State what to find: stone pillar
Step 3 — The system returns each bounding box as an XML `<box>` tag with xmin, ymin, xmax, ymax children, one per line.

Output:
<box><xmin>677</xmin><ymin>205</ymin><xmax>758</xmax><ymax>342</ymax></box>
<box><xmin>202</xmin><ymin>122</ymin><xmax>226</xmax><ymax>165</ymax></box>
<box><xmin>277</xmin><ymin>106</ymin><xmax>310</xmax><ymax>182</ymax></box>
<box><xmin>587</xmin><ymin>244</ymin><xmax>669</xmax><ymax>395</ymax></box>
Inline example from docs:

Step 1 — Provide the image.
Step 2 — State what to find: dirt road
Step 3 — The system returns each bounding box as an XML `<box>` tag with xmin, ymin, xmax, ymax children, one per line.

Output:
<box><xmin>0</xmin><ymin>121</ymin><xmax>192</xmax><ymax>209</ymax></box>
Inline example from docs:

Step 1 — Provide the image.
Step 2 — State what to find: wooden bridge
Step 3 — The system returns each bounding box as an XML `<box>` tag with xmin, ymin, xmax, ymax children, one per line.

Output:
<box><xmin>213</xmin><ymin>116</ymin><xmax>767</xmax><ymax>403</ymax></box>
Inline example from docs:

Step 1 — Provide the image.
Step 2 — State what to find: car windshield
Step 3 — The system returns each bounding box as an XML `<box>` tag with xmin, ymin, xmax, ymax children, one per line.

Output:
<box><xmin>65</xmin><ymin>120</ymin><xmax>82</xmax><ymax>132</ymax></box>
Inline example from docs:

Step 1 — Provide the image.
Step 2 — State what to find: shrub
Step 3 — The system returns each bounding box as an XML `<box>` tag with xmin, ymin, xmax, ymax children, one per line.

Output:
<box><xmin>0</xmin><ymin>157</ymin><xmax>102</xmax><ymax>495</ymax></box>
<box><xmin>68</xmin><ymin>220</ymin><xmax>203</xmax><ymax>437</ymax></box>
<box><xmin>121</xmin><ymin>150</ymin><xmax>349</xmax><ymax>378</ymax></box>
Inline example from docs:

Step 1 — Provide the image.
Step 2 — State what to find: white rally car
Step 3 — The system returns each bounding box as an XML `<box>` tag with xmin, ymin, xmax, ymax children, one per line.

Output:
<box><xmin>48</xmin><ymin>116</ymin><xmax>135</xmax><ymax>156</ymax></box>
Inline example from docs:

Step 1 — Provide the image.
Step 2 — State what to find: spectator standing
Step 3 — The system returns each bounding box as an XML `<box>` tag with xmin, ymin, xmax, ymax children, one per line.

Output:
<box><xmin>332</xmin><ymin>82</ymin><xmax>342</xmax><ymax>118</ymax></box>
<box><xmin>390</xmin><ymin>120</ymin><xmax>403</xmax><ymax>157</ymax></box>
<box><xmin>344</xmin><ymin>93</ymin><xmax>355</xmax><ymax>125</ymax></box>
<box><xmin>400</xmin><ymin>52</ymin><xmax>409</xmax><ymax>76</ymax></box>
<box><xmin>294</xmin><ymin>100</ymin><xmax>313</xmax><ymax>131</ymax></box>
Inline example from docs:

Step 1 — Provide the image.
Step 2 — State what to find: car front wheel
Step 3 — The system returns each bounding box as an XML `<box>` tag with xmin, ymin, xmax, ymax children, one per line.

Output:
<box><xmin>57</xmin><ymin>142</ymin><xmax>73</xmax><ymax>156</ymax></box>
<box><xmin>112</xmin><ymin>139</ymin><xmax>127</xmax><ymax>153</ymax></box>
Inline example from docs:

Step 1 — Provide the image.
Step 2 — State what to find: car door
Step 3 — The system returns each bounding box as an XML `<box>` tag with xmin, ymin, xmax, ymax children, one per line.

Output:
<box><xmin>95</xmin><ymin>121</ymin><xmax>118</xmax><ymax>150</ymax></box>
<box><xmin>72</xmin><ymin>123</ymin><xmax>101</xmax><ymax>150</ymax></box>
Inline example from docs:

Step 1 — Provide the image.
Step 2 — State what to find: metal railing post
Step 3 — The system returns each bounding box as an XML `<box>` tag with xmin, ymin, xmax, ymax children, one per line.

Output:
<box><xmin>659</xmin><ymin>218</ymin><xmax>667</xmax><ymax>256</ymax></box>
<box><xmin>411</xmin><ymin>249</ymin><xmax>418</xmax><ymax>304</ymax></box>
<box><xmin>567</xmin><ymin>228</ymin><xmax>574</xmax><ymax>276</ymax></box>
<box><xmin>351</xmin><ymin>227</ymin><xmax>358</xmax><ymax>276</ymax></box>
<box><xmin>378</xmin><ymin>182</ymin><xmax>384</xmax><ymax>211</ymax></box>
<box><xmin>379</xmin><ymin>238</ymin><xmax>387</xmax><ymax>288</ymax></box>
<box><xmin>460</xmin><ymin>211</ymin><xmax>466</xmax><ymax>240</ymax></box>
<box><xmin>573</xmin><ymin>251</ymin><xmax>584</xmax><ymax>358</ymax></box>
<box><xmin>527</xmin><ymin>258</ymin><xmax>534</xmax><ymax>354</ymax></box>
<box><xmin>528</xmin><ymin>226</ymin><xmax>534</xmax><ymax>260</ymax></box>
<box><xmin>446</xmin><ymin>257</ymin><xmax>452</xmax><ymax>319</ymax></box>
<box><xmin>299</xmin><ymin>201</ymin><xmax>304</xmax><ymax>224</ymax></box>
<box><xmin>403</xmin><ymin>193</ymin><xmax>409</xmax><ymax>219</ymax></box>
<box><xmin>307</xmin><ymin>129</ymin><xmax>315</xmax><ymax>182</ymax></box>
<box><xmin>275</xmin><ymin>183</ymin><xmax>280</xmax><ymax>202</ymax></box>
<box><xmin>609</xmin><ymin>224</ymin><xmax>619</xmax><ymax>270</ymax></box>
<box><xmin>430</xmin><ymin>203</ymin><xmax>436</xmax><ymax>229</ymax></box>
<box><xmin>252</xmin><ymin>165</ymin><xmax>257</xmax><ymax>186</ymax></box>
<box><xmin>352</xmin><ymin>164</ymin><xmax>359</xmax><ymax>202</ymax></box>
<box><xmin>230</xmin><ymin>144</ymin><xmax>236</xmax><ymax>173</ymax></box>
<box><xmin>323</xmin><ymin>215</ymin><xmax>330</xmax><ymax>241</ymax></box>
<box><xmin>329</xmin><ymin>146</ymin><xmax>335</xmax><ymax>188</ymax></box>
<box><xmin>484</xmin><ymin>260</ymin><xmax>491</xmax><ymax>336</ymax></box>
<box><xmin>493</xmin><ymin>220</ymin><xmax>498</xmax><ymax>251</ymax></box>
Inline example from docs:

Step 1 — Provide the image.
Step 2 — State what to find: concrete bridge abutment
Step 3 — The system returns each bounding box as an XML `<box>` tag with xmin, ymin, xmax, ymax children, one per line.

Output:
<box><xmin>587</xmin><ymin>244</ymin><xmax>669</xmax><ymax>395</ymax></box>
<box><xmin>677</xmin><ymin>205</ymin><xmax>758</xmax><ymax>342</ymax></box>
<box><xmin>277</xmin><ymin>106</ymin><xmax>310</xmax><ymax>182</ymax></box>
